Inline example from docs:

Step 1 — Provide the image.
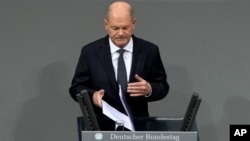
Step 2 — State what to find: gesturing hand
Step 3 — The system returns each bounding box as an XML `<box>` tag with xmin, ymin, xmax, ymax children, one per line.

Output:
<box><xmin>92</xmin><ymin>89</ymin><xmax>105</xmax><ymax>108</ymax></box>
<box><xmin>127</xmin><ymin>74</ymin><xmax>151</xmax><ymax>97</ymax></box>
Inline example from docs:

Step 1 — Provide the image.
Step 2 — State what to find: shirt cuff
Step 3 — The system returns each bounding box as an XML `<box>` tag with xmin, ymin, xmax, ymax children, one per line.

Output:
<box><xmin>145</xmin><ymin>89</ymin><xmax>152</xmax><ymax>97</ymax></box>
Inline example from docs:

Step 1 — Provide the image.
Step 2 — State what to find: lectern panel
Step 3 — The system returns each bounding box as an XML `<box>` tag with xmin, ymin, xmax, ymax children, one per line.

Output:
<box><xmin>77</xmin><ymin>117</ymin><xmax>199</xmax><ymax>141</ymax></box>
<box><xmin>81</xmin><ymin>131</ymin><xmax>197</xmax><ymax>141</ymax></box>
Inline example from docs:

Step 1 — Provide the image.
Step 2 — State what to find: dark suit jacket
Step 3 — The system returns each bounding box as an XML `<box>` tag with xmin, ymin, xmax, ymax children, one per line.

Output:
<box><xmin>69</xmin><ymin>35</ymin><xmax>169</xmax><ymax>119</ymax></box>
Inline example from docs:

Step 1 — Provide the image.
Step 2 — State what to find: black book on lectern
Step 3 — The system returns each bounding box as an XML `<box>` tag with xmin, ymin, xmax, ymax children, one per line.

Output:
<box><xmin>180</xmin><ymin>92</ymin><xmax>202</xmax><ymax>131</ymax></box>
<box><xmin>76</xmin><ymin>90</ymin><xmax>100</xmax><ymax>131</ymax></box>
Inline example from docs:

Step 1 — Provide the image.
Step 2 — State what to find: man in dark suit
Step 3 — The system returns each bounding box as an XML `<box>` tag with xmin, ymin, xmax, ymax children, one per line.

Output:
<box><xmin>69</xmin><ymin>1</ymin><xmax>169</xmax><ymax>130</ymax></box>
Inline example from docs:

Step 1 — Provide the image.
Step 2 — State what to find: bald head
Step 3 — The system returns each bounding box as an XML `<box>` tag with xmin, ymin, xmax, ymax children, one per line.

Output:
<box><xmin>104</xmin><ymin>1</ymin><xmax>136</xmax><ymax>47</ymax></box>
<box><xmin>106</xmin><ymin>1</ymin><xmax>134</xmax><ymax>20</ymax></box>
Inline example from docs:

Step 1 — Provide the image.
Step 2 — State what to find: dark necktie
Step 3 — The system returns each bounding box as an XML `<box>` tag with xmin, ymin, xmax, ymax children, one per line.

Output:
<box><xmin>117</xmin><ymin>49</ymin><xmax>134</xmax><ymax>129</ymax></box>
<box><xmin>117</xmin><ymin>49</ymin><xmax>132</xmax><ymax>115</ymax></box>
<box><xmin>117</xmin><ymin>49</ymin><xmax>127</xmax><ymax>95</ymax></box>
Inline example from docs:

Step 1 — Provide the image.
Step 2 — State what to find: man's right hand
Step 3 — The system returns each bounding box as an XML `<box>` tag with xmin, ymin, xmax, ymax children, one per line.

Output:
<box><xmin>92</xmin><ymin>89</ymin><xmax>105</xmax><ymax>108</ymax></box>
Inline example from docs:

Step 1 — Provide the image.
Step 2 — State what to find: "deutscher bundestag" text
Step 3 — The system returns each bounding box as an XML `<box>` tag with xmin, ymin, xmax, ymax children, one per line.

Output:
<box><xmin>110</xmin><ymin>133</ymin><xmax>180</xmax><ymax>141</ymax></box>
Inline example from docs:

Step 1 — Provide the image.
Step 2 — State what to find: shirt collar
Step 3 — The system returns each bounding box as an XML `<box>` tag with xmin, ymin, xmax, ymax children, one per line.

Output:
<box><xmin>109</xmin><ymin>37</ymin><xmax>133</xmax><ymax>54</ymax></box>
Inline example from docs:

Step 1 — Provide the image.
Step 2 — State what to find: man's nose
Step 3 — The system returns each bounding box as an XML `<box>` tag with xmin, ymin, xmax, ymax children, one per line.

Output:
<box><xmin>118</xmin><ymin>29</ymin><xmax>124</xmax><ymax>36</ymax></box>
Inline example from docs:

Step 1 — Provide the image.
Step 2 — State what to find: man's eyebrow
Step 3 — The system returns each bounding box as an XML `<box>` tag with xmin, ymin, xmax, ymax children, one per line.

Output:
<box><xmin>111</xmin><ymin>25</ymin><xmax>130</xmax><ymax>28</ymax></box>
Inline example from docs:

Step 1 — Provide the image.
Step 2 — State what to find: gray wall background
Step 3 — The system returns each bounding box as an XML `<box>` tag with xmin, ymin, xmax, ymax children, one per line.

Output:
<box><xmin>1</xmin><ymin>0</ymin><xmax>250</xmax><ymax>141</ymax></box>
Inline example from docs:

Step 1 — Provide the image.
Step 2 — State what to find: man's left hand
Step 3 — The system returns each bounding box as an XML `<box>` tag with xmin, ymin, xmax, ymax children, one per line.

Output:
<box><xmin>127</xmin><ymin>74</ymin><xmax>151</xmax><ymax>97</ymax></box>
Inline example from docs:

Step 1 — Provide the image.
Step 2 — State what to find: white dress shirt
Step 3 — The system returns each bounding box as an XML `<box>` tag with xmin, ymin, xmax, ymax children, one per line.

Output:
<box><xmin>109</xmin><ymin>38</ymin><xmax>133</xmax><ymax>82</ymax></box>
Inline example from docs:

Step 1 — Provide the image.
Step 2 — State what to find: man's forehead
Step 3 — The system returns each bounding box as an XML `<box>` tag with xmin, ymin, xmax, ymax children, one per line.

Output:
<box><xmin>108</xmin><ymin>20</ymin><xmax>132</xmax><ymax>27</ymax></box>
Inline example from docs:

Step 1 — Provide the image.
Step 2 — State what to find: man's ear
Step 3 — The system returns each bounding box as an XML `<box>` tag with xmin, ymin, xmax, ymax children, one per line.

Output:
<box><xmin>132</xmin><ymin>18</ymin><xmax>136</xmax><ymax>30</ymax></box>
<box><xmin>132</xmin><ymin>18</ymin><xmax>137</xmax><ymax>24</ymax></box>
<box><xmin>104</xmin><ymin>18</ymin><xmax>108</xmax><ymax>30</ymax></box>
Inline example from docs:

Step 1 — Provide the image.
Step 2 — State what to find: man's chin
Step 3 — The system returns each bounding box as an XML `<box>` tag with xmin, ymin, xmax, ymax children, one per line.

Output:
<box><xmin>114</xmin><ymin>41</ymin><xmax>128</xmax><ymax>47</ymax></box>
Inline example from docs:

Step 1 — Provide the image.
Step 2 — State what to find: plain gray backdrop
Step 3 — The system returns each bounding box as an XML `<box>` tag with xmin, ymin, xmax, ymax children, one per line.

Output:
<box><xmin>1</xmin><ymin>0</ymin><xmax>250</xmax><ymax>141</ymax></box>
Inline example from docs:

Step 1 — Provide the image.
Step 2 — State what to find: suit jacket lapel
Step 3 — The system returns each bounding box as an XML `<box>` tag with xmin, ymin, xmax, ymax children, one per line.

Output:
<box><xmin>97</xmin><ymin>36</ymin><xmax>118</xmax><ymax>91</ymax></box>
<box><xmin>129</xmin><ymin>35</ymin><xmax>143</xmax><ymax>82</ymax></box>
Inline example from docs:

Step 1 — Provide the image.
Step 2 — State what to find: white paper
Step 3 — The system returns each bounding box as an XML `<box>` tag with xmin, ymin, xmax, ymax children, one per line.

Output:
<box><xmin>102</xmin><ymin>100</ymin><xmax>135</xmax><ymax>131</ymax></box>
